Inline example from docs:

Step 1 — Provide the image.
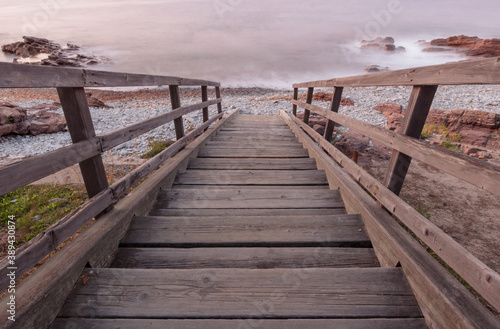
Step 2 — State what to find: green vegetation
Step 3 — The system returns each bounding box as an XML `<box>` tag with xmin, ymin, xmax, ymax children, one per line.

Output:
<box><xmin>141</xmin><ymin>139</ymin><xmax>175</xmax><ymax>159</ymax></box>
<box><xmin>440</xmin><ymin>139</ymin><xmax>461</xmax><ymax>152</ymax></box>
<box><xmin>421</xmin><ymin>123</ymin><xmax>437</xmax><ymax>139</ymax></box>
<box><xmin>0</xmin><ymin>185</ymin><xmax>87</xmax><ymax>248</ymax></box>
<box><xmin>415</xmin><ymin>203</ymin><xmax>432</xmax><ymax>220</ymax></box>
<box><xmin>421</xmin><ymin>123</ymin><xmax>461</xmax><ymax>142</ymax></box>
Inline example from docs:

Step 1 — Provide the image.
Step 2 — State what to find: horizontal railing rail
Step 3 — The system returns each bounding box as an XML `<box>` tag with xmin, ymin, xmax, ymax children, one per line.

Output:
<box><xmin>0</xmin><ymin>62</ymin><xmax>224</xmax><ymax>291</ymax></box>
<box><xmin>291</xmin><ymin>57</ymin><xmax>500</xmax><ymax>315</ymax></box>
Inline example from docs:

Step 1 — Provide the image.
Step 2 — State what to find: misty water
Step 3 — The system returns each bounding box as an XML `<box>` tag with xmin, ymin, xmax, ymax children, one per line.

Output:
<box><xmin>0</xmin><ymin>0</ymin><xmax>499</xmax><ymax>87</ymax></box>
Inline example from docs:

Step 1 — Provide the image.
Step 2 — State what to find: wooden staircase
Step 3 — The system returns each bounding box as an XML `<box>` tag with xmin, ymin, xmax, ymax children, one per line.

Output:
<box><xmin>51</xmin><ymin>114</ymin><xmax>427</xmax><ymax>328</ymax></box>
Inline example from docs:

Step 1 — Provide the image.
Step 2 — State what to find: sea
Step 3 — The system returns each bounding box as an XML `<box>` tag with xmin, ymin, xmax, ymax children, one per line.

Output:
<box><xmin>0</xmin><ymin>0</ymin><xmax>498</xmax><ymax>88</ymax></box>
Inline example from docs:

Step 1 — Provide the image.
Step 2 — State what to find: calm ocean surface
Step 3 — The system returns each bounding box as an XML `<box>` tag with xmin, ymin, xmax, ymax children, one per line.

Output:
<box><xmin>0</xmin><ymin>0</ymin><xmax>498</xmax><ymax>87</ymax></box>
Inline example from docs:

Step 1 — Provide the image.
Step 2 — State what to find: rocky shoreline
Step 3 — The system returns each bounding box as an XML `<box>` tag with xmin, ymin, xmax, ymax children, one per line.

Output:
<box><xmin>0</xmin><ymin>85</ymin><xmax>499</xmax><ymax>164</ymax></box>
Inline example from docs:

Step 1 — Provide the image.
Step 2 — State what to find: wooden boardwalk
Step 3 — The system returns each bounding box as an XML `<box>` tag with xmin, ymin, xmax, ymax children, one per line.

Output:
<box><xmin>52</xmin><ymin>114</ymin><xmax>427</xmax><ymax>328</ymax></box>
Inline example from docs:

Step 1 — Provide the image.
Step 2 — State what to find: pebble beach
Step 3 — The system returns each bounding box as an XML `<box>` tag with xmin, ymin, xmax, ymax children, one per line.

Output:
<box><xmin>0</xmin><ymin>84</ymin><xmax>499</xmax><ymax>160</ymax></box>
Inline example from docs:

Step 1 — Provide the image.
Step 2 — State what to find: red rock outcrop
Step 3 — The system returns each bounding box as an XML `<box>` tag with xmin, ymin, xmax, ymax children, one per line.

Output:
<box><xmin>429</xmin><ymin>35</ymin><xmax>500</xmax><ymax>57</ymax></box>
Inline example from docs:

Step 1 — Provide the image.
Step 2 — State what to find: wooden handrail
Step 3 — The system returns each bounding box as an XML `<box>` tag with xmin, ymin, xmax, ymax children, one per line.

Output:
<box><xmin>293</xmin><ymin>57</ymin><xmax>500</xmax><ymax>88</ymax></box>
<box><xmin>0</xmin><ymin>64</ymin><xmax>224</xmax><ymax>293</ymax></box>
<box><xmin>292</xmin><ymin>99</ymin><xmax>500</xmax><ymax>198</ymax></box>
<box><xmin>290</xmin><ymin>112</ymin><xmax>500</xmax><ymax>311</ymax></box>
<box><xmin>0</xmin><ymin>62</ymin><xmax>220</xmax><ymax>88</ymax></box>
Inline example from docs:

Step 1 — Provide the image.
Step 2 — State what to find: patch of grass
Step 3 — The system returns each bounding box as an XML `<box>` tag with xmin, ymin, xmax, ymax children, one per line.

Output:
<box><xmin>141</xmin><ymin>139</ymin><xmax>175</xmax><ymax>159</ymax></box>
<box><xmin>421</xmin><ymin>124</ymin><xmax>437</xmax><ymax>139</ymax></box>
<box><xmin>415</xmin><ymin>203</ymin><xmax>432</xmax><ymax>220</ymax></box>
<box><xmin>0</xmin><ymin>184</ymin><xmax>87</xmax><ymax>249</ymax></box>
<box><xmin>445</xmin><ymin>131</ymin><xmax>461</xmax><ymax>142</ymax></box>
<box><xmin>440</xmin><ymin>139</ymin><xmax>461</xmax><ymax>152</ymax></box>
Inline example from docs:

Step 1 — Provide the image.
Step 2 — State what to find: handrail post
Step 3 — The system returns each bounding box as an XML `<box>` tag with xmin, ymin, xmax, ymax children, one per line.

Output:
<box><xmin>303</xmin><ymin>87</ymin><xmax>314</xmax><ymax>124</ymax></box>
<box><xmin>324</xmin><ymin>87</ymin><xmax>344</xmax><ymax>142</ymax></box>
<box><xmin>292</xmin><ymin>88</ymin><xmax>298</xmax><ymax>115</ymax></box>
<box><xmin>383</xmin><ymin>85</ymin><xmax>438</xmax><ymax>195</ymax></box>
<box><xmin>57</xmin><ymin>87</ymin><xmax>108</xmax><ymax>198</ymax></box>
<box><xmin>201</xmin><ymin>86</ymin><xmax>209</xmax><ymax>123</ymax></box>
<box><xmin>169</xmin><ymin>85</ymin><xmax>184</xmax><ymax>140</ymax></box>
<box><xmin>215</xmin><ymin>86</ymin><xmax>223</xmax><ymax>115</ymax></box>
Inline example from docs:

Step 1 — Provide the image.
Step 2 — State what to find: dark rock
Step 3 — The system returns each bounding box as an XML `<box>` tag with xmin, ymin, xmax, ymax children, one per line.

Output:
<box><xmin>2</xmin><ymin>36</ymin><xmax>105</xmax><ymax>67</ymax></box>
<box><xmin>312</xmin><ymin>124</ymin><xmax>324</xmax><ymax>134</ymax></box>
<box><xmin>373</xmin><ymin>102</ymin><xmax>403</xmax><ymax>116</ymax></box>
<box><xmin>86</xmin><ymin>93</ymin><xmax>112</xmax><ymax>108</ymax></box>
<box><xmin>422</xmin><ymin>47</ymin><xmax>455</xmax><ymax>53</ymax></box>
<box><xmin>0</xmin><ymin>106</ymin><xmax>27</xmax><ymax>124</ymax></box>
<box><xmin>360</xmin><ymin>36</ymin><xmax>403</xmax><ymax>53</ymax></box>
<box><xmin>311</xmin><ymin>92</ymin><xmax>355</xmax><ymax>105</ymax></box>
<box><xmin>28</xmin><ymin>110</ymin><xmax>66</xmax><ymax>135</ymax></box>
<box><xmin>364</xmin><ymin>65</ymin><xmax>389</xmax><ymax>73</ymax></box>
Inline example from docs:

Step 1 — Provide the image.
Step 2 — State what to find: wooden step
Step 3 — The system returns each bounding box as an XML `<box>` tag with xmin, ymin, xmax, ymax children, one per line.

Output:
<box><xmin>57</xmin><ymin>268</ymin><xmax>423</xmax><ymax>319</ymax></box>
<box><xmin>188</xmin><ymin>158</ymin><xmax>318</xmax><ymax>170</ymax></box>
<box><xmin>197</xmin><ymin>147</ymin><xmax>309</xmax><ymax>158</ymax></box>
<box><xmin>150</xmin><ymin>208</ymin><xmax>347</xmax><ymax>217</ymax></box>
<box><xmin>217</xmin><ymin>131</ymin><xmax>295</xmax><ymax>137</ymax></box>
<box><xmin>221</xmin><ymin>127</ymin><xmax>292</xmax><ymax>132</ymax></box>
<box><xmin>155</xmin><ymin>188</ymin><xmax>344</xmax><ymax>209</ymax></box>
<box><xmin>121</xmin><ymin>215</ymin><xmax>370</xmax><ymax>247</ymax></box>
<box><xmin>211</xmin><ymin>136</ymin><xmax>299</xmax><ymax>143</ymax></box>
<box><xmin>111</xmin><ymin>247</ymin><xmax>379</xmax><ymax>269</ymax></box>
<box><xmin>173</xmin><ymin>170</ymin><xmax>328</xmax><ymax>186</ymax></box>
<box><xmin>204</xmin><ymin>141</ymin><xmax>304</xmax><ymax>148</ymax></box>
<box><xmin>52</xmin><ymin>318</ymin><xmax>428</xmax><ymax>329</ymax></box>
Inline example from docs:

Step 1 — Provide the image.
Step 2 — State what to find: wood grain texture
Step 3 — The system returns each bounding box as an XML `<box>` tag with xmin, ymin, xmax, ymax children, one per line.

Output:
<box><xmin>0</xmin><ymin>62</ymin><xmax>220</xmax><ymax>88</ymax></box>
<box><xmin>293</xmin><ymin>57</ymin><xmax>500</xmax><ymax>88</ymax></box>
<box><xmin>150</xmin><ymin>208</ymin><xmax>347</xmax><ymax>217</ymax></box>
<box><xmin>174</xmin><ymin>169</ymin><xmax>328</xmax><ymax>185</ymax></box>
<box><xmin>292</xmin><ymin>99</ymin><xmax>500</xmax><ymax>197</ymax></box>
<box><xmin>197</xmin><ymin>147</ymin><xmax>309</xmax><ymax>158</ymax></box>
<box><xmin>155</xmin><ymin>188</ymin><xmax>344</xmax><ymax>209</ymax></box>
<box><xmin>324</xmin><ymin>87</ymin><xmax>344</xmax><ymax>142</ymax></box>
<box><xmin>290</xmin><ymin>113</ymin><xmax>500</xmax><ymax>314</ymax></box>
<box><xmin>188</xmin><ymin>158</ymin><xmax>318</xmax><ymax>170</ymax></box>
<box><xmin>215</xmin><ymin>86</ymin><xmax>223</xmax><ymax>113</ymax></box>
<box><xmin>0</xmin><ymin>110</ymin><xmax>239</xmax><ymax>329</ymax></box>
<box><xmin>201</xmin><ymin>86</ymin><xmax>209</xmax><ymax>123</ymax></box>
<box><xmin>0</xmin><ymin>138</ymin><xmax>100</xmax><ymax>196</ymax></box>
<box><xmin>121</xmin><ymin>215</ymin><xmax>370</xmax><ymax>247</ymax></box>
<box><xmin>281</xmin><ymin>110</ymin><xmax>500</xmax><ymax>329</ymax></box>
<box><xmin>51</xmin><ymin>318</ymin><xmax>428</xmax><ymax>329</ymax></box>
<box><xmin>99</xmin><ymin>99</ymin><xmax>221</xmax><ymax>151</ymax></box>
<box><xmin>292</xmin><ymin>87</ymin><xmax>298</xmax><ymax>115</ymax></box>
<box><xmin>111</xmin><ymin>247</ymin><xmax>379</xmax><ymax>268</ymax></box>
<box><xmin>170</xmin><ymin>85</ymin><xmax>184</xmax><ymax>140</ymax></box>
<box><xmin>57</xmin><ymin>87</ymin><xmax>108</xmax><ymax>198</ymax></box>
<box><xmin>383</xmin><ymin>85</ymin><xmax>438</xmax><ymax>195</ymax></box>
<box><xmin>204</xmin><ymin>140</ymin><xmax>304</xmax><ymax>148</ymax></box>
<box><xmin>58</xmin><ymin>268</ymin><xmax>422</xmax><ymax>319</ymax></box>
<box><xmin>303</xmin><ymin>87</ymin><xmax>314</xmax><ymax>124</ymax></box>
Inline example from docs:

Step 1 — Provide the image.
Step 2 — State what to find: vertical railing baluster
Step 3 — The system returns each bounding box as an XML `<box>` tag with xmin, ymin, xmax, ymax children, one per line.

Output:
<box><xmin>169</xmin><ymin>85</ymin><xmax>184</xmax><ymax>140</ymax></box>
<box><xmin>303</xmin><ymin>87</ymin><xmax>314</xmax><ymax>124</ymax></box>
<box><xmin>324</xmin><ymin>87</ymin><xmax>344</xmax><ymax>142</ymax></box>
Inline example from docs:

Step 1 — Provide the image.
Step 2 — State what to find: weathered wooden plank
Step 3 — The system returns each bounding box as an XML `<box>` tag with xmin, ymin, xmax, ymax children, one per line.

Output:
<box><xmin>281</xmin><ymin>110</ymin><xmax>500</xmax><ymax>329</ymax></box>
<box><xmin>110</xmin><ymin>113</ymin><xmax>224</xmax><ymax>198</ymax></box>
<box><xmin>293</xmin><ymin>57</ymin><xmax>500</xmax><ymax>88</ymax></box>
<box><xmin>204</xmin><ymin>140</ymin><xmax>304</xmax><ymax>148</ymax></box>
<box><xmin>188</xmin><ymin>158</ymin><xmax>318</xmax><ymax>170</ymax></box>
<box><xmin>121</xmin><ymin>214</ymin><xmax>369</xmax><ymax>247</ymax></box>
<box><xmin>211</xmin><ymin>135</ymin><xmax>298</xmax><ymax>142</ymax></box>
<box><xmin>201</xmin><ymin>86</ymin><xmax>209</xmax><ymax>123</ymax></box>
<box><xmin>174</xmin><ymin>169</ymin><xmax>327</xmax><ymax>185</ymax></box>
<box><xmin>52</xmin><ymin>318</ymin><xmax>428</xmax><ymax>329</ymax></box>
<box><xmin>169</xmin><ymin>85</ymin><xmax>184</xmax><ymax>140</ymax></box>
<box><xmin>57</xmin><ymin>87</ymin><xmax>108</xmax><ymax>198</ymax></box>
<box><xmin>292</xmin><ymin>87</ymin><xmax>298</xmax><ymax>115</ymax></box>
<box><xmin>111</xmin><ymin>247</ymin><xmax>379</xmax><ymax>269</ymax></box>
<box><xmin>303</xmin><ymin>87</ymin><xmax>314</xmax><ymax>124</ymax></box>
<box><xmin>172</xmin><ymin>184</ymin><xmax>329</xmax><ymax>190</ymax></box>
<box><xmin>292</xmin><ymin>99</ymin><xmax>500</xmax><ymax>197</ymax></box>
<box><xmin>220</xmin><ymin>127</ymin><xmax>293</xmax><ymax>133</ymax></box>
<box><xmin>291</xmin><ymin>113</ymin><xmax>500</xmax><ymax>313</ymax></box>
<box><xmin>0</xmin><ymin>114</ymin><xmax>222</xmax><ymax>292</ymax></box>
<box><xmin>197</xmin><ymin>147</ymin><xmax>309</xmax><ymax>158</ymax></box>
<box><xmin>156</xmin><ymin>188</ymin><xmax>344</xmax><ymax>209</ymax></box>
<box><xmin>383</xmin><ymin>85</ymin><xmax>438</xmax><ymax>195</ymax></box>
<box><xmin>99</xmin><ymin>99</ymin><xmax>221</xmax><ymax>151</ymax></box>
<box><xmin>217</xmin><ymin>130</ymin><xmax>296</xmax><ymax>137</ymax></box>
<box><xmin>150</xmin><ymin>208</ymin><xmax>346</xmax><ymax>216</ymax></box>
<box><xmin>0</xmin><ymin>138</ymin><xmax>100</xmax><ymax>196</ymax></box>
<box><xmin>59</xmin><ymin>268</ymin><xmax>422</xmax><ymax>319</ymax></box>
<box><xmin>0</xmin><ymin>110</ymin><xmax>239</xmax><ymax>329</ymax></box>
<box><xmin>215</xmin><ymin>86</ymin><xmax>223</xmax><ymax>113</ymax></box>
<box><xmin>324</xmin><ymin>87</ymin><xmax>343</xmax><ymax>142</ymax></box>
<box><xmin>0</xmin><ymin>62</ymin><xmax>220</xmax><ymax>88</ymax></box>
